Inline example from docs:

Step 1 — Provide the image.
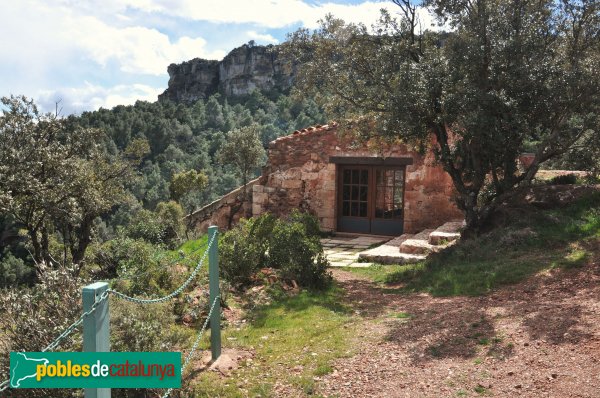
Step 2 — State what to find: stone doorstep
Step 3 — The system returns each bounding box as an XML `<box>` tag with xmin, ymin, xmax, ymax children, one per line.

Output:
<box><xmin>399</xmin><ymin>238</ymin><xmax>436</xmax><ymax>255</ymax></box>
<box><xmin>429</xmin><ymin>231</ymin><xmax>461</xmax><ymax>245</ymax></box>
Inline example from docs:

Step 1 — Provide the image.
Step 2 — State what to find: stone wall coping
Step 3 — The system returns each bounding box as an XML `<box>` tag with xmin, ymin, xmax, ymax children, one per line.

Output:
<box><xmin>187</xmin><ymin>177</ymin><xmax>261</xmax><ymax>220</ymax></box>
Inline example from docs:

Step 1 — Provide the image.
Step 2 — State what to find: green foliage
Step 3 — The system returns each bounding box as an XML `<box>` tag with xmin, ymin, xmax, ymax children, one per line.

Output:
<box><xmin>0</xmin><ymin>250</ymin><xmax>35</xmax><ymax>288</ymax></box>
<box><xmin>0</xmin><ymin>95</ymin><xmax>137</xmax><ymax>266</ymax></box>
<box><xmin>192</xmin><ymin>286</ymin><xmax>351</xmax><ymax>396</ymax></box>
<box><xmin>1</xmin><ymin>85</ymin><xmax>327</xmax><ymax>272</ymax></box>
<box><xmin>170</xmin><ymin>169</ymin><xmax>209</xmax><ymax>201</ymax></box>
<box><xmin>548</xmin><ymin>174</ymin><xmax>578</xmax><ymax>185</ymax></box>
<box><xmin>352</xmin><ymin>192</ymin><xmax>600</xmax><ymax>296</ymax></box>
<box><xmin>220</xmin><ymin>211</ymin><xmax>331</xmax><ymax>289</ymax></box>
<box><xmin>219</xmin><ymin>217</ymin><xmax>269</xmax><ymax>286</ymax></box>
<box><xmin>269</xmin><ymin>217</ymin><xmax>331</xmax><ymax>289</ymax></box>
<box><xmin>0</xmin><ymin>265</ymin><xmax>84</xmax><ymax>398</ymax></box>
<box><xmin>124</xmin><ymin>209</ymin><xmax>167</xmax><ymax>244</ymax></box>
<box><xmin>217</xmin><ymin>124</ymin><xmax>266</xmax><ymax>187</ymax></box>
<box><xmin>286</xmin><ymin>0</ymin><xmax>600</xmax><ymax>231</ymax></box>
<box><xmin>155</xmin><ymin>200</ymin><xmax>185</xmax><ymax>244</ymax></box>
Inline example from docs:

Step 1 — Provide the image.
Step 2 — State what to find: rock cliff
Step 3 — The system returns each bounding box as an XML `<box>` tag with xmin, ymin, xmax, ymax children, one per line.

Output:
<box><xmin>159</xmin><ymin>43</ymin><xmax>295</xmax><ymax>103</ymax></box>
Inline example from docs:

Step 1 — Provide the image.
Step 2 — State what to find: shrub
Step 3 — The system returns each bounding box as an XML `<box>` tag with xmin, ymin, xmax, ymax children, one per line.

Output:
<box><xmin>548</xmin><ymin>173</ymin><xmax>578</xmax><ymax>185</ymax></box>
<box><xmin>155</xmin><ymin>200</ymin><xmax>185</xmax><ymax>246</ymax></box>
<box><xmin>219</xmin><ymin>218</ymin><xmax>267</xmax><ymax>287</ymax></box>
<box><xmin>0</xmin><ymin>250</ymin><xmax>35</xmax><ymax>288</ymax></box>
<box><xmin>268</xmin><ymin>219</ymin><xmax>331</xmax><ymax>288</ymax></box>
<box><xmin>220</xmin><ymin>212</ymin><xmax>331</xmax><ymax>289</ymax></box>
<box><xmin>86</xmin><ymin>236</ymin><xmax>187</xmax><ymax>298</ymax></box>
<box><xmin>0</xmin><ymin>265</ymin><xmax>83</xmax><ymax>398</ymax></box>
<box><xmin>124</xmin><ymin>209</ymin><xmax>166</xmax><ymax>244</ymax></box>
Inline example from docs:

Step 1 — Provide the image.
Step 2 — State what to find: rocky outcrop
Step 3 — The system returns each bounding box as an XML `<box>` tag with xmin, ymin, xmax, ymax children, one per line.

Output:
<box><xmin>159</xmin><ymin>59</ymin><xmax>220</xmax><ymax>104</ymax></box>
<box><xmin>159</xmin><ymin>43</ymin><xmax>295</xmax><ymax>103</ymax></box>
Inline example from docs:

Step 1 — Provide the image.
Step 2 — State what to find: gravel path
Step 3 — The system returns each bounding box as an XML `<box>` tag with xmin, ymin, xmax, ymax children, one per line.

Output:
<box><xmin>317</xmin><ymin>260</ymin><xmax>600</xmax><ymax>398</ymax></box>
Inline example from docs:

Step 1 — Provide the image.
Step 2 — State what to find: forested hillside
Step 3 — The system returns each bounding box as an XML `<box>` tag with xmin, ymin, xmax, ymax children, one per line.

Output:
<box><xmin>0</xmin><ymin>90</ymin><xmax>326</xmax><ymax>285</ymax></box>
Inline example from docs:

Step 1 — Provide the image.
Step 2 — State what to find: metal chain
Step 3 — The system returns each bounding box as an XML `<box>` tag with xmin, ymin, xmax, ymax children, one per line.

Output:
<box><xmin>0</xmin><ymin>290</ymin><xmax>109</xmax><ymax>392</ymax></box>
<box><xmin>108</xmin><ymin>232</ymin><xmax>216</xmax><ymax>305</ymax></box>
<box><xmin>42</xmin><ymin>289</ymin><xmax>110</xmax><ymax>352</ymax></box>
<box><xmin>161</xmin><ymin>295</ymin><xmax>219</xmax><ymax>398</ymax></box>
<box><xmin>117</xmin><ymin>243</ymin><xmax>207</xmax><ymax>282</ymax></box>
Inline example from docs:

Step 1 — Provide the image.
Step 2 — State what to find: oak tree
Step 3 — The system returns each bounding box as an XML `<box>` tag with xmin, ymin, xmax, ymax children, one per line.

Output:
<box><xmin>286</xmin><ymin>0</ymin><xmax>599</xmax><ymax>231</ymax></box>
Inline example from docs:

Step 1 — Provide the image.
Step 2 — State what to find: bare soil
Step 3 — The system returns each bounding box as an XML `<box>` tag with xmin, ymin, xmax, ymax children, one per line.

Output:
<box><xmin>316</xmin><ymin>257</ymin><xmax>600</xmax><ymax>398</ymax></box>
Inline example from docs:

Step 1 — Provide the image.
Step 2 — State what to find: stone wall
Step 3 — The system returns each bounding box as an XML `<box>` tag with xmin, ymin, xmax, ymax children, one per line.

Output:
<box><xmin>252</xmin><ymin>124</ymin><xmax>463</xmax><ymax>234</ymax></box>
<box><xmin>189</xmin><ymin>178</ymin><xmax>260</xmax><ymax>233</ymax></box>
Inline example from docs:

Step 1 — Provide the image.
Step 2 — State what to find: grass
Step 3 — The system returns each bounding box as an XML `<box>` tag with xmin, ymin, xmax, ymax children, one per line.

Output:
<box><xmin>189</xmin><ymin>285</ymin><xmax>355</xmax><ymax>397</ymax></box>
<box><xmin>346</xmin><ymin>192</ymin><xmax>600</xmax><ymax>296</ymax></box>
<box><xmin>389</xmin><ymin>311</ymin><xmax>412</xmax><ymax>319</ymax></box>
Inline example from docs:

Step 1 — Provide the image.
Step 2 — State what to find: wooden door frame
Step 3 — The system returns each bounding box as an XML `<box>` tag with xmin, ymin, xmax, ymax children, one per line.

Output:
<box><xmin>335</xmin><ymin>163</ymin><xmax>408</xmax><ymax>234</ymax></box>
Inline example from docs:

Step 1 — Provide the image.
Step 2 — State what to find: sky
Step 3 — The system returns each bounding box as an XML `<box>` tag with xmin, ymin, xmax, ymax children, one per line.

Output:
<box><xmin>0</xmin><ymin>0</ymin><xmax>438</xmax><ymax>115</ymax></box>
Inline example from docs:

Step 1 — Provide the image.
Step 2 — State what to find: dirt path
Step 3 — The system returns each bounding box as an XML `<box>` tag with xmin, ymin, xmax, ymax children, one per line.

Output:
<box><xmin>317</xmin><ymin>264</ymin><xmax>600</xmax><ymax>397</ymax></box>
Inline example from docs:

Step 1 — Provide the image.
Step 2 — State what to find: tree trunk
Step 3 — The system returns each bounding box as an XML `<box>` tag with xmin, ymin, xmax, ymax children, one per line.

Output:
<box><xmin>41</xmin><ymin>225</ymin><xmax>52</xmax><ymax>266</ymax></box>
<box><xmin>71</xmin><ymin>216</ymin><xmax>93</xmax><ymax>272</ymax></box>
<box><xmin>29</xmin><ymin>228</ymin><xmax>42</xmax><ymax>265</ymax></box>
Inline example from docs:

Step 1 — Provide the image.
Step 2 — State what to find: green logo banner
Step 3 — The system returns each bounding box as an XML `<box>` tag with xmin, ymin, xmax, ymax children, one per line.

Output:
<box><xmin>9</xmin><ymin>352</ymin><xmax>181</xmax><ymax>389</ymax></box>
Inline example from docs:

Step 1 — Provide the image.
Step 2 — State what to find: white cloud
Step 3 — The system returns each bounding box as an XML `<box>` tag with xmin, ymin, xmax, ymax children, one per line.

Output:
<box><xmin>71</xmin><ymin>20</ymin><xmax>223</xmax><ymax>75</ymax></box>
<box><xmin>246</xmin><ymin>31</ymin><xmax>279</xmax><ymax>44</ymax></box>
<box><xmin>130</xmin><ymin>0</ymin><xmax>439</xmax><ymax>31</ymax></box>
<box><xmin>0</xmin><ymin>0</ymin><xmax>224</xmax><ymax>78</ymax></box>
<box><xmin>36</xmin><ymin>83</ymin><xmax>164</xmax><ymax>115</ymax></box>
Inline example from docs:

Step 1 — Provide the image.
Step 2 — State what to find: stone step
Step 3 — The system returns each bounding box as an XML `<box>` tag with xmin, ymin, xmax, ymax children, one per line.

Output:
<box><xmin>429</xmin><ymin>231</ymin><xmax>461</xmax><ymax>245</ymax></box>
<box><xmin>428</xmin><ymin>220</ymin><xmax>464</xmax><ymax>245</ymax></box>
<box><xmin>399</xmin><ymin>238</ymin><xmax>436</xmax><ymax>255</ymax></box>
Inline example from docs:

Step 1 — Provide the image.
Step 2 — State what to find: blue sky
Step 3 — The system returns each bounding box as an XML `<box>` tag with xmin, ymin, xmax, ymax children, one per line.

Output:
<box><xmin>1</xmin><ymin>0</ymin><xmax>436</xmax><ymax>115</ymax></box>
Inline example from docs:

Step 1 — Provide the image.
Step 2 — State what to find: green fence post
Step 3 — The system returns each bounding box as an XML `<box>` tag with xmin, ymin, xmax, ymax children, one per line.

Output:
<box><xmin>83</xmin><ymin>282</ymin><xmax>110</xmax><ymax>398</ymax></box>
<box><xmin>208</xmin><ymin>226</ymin><xmax>221</xmax><ymax>361</ymax></box>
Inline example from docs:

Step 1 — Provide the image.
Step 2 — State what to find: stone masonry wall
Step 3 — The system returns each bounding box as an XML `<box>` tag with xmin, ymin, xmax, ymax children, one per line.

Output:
<box><xmin>189</xmin><ymin>178</ymin><xmax>260</xmax><ymax>233</ymax></box>
<box><xmin>252</xmin><ymin>124</ymin><xmax>463</xmax><ymax>234</ymax></box>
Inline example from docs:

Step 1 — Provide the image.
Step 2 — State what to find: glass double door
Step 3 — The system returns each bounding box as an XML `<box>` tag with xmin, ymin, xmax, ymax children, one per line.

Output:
<box><xmin>337</xmin><ymin>166</ymin><xmax>405</xmax><ymax>235</ymax></box>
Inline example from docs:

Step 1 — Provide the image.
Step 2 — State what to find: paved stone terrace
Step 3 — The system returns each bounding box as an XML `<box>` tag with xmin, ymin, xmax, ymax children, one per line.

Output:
<box><xmin>321</xmin><ymin>236</ymin><xmax>390</xmax><ymax>268</ymax></box>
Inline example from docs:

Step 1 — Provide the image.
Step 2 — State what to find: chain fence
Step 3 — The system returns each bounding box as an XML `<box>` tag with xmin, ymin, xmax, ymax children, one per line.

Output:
<box><xmin>116</xmin><ymin>242</ymin><xmax>208</xmax><ymax>282</ymax></box>
<box><xmin>161</xmin><ymin>295</ymin><xmax>220</xmax><ymax>398</ymax></box>
<box><xmin>0</xmin><ymin>232</ymin><xmax>218</xmax><ymax>394</ymax></box>
<box><xmin>108</xmin><ymin>232</ymin><xmax>216</xmax><ymax>304</ymax></box>
<box><xmin>0</xmin><ymin>290</ymin><xmax>110</xmax><ymax>392</ymax></box>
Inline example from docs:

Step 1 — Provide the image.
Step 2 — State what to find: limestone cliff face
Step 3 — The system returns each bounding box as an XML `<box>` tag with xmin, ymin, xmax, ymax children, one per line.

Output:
<box><xmin>159</xmin><ymin>44</ymin><xmax>295</xmax><ymax>103</ymax></box>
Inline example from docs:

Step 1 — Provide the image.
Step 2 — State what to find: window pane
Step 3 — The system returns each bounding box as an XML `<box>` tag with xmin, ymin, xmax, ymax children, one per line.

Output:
<box><xmin>360</xmin><ymin>169</ymin><xmax>368</xmax><ymax>185</ymax></box>
<box><xmin>351</xmin><ymin>186</ymin><xmax>358</xmax><ymax>200</ymax></box>
<box><xmin>385</xmin><ymin>187</ymin><xmax>394</xmax><ymax>203</ymax></box>
<box><xmin>359</xmin><ymin>186</ymin><xmax>368</xmax><ymax>201</ymax></box>
<box><xmin>359</xmin><ymin>202</ymin><xmax>367</xmax><ymax>217</ymax></box>
<box><xmin>384</xmin><ymin>203</ymin><xmax>393</xmax><ymax>219</ymax></box>
<box><xmin>386</xmin><ymin>170</ymin><xmax>394</xmax><ymax>186</ymax></box>
<box><xmin>394</xmin><ymin>186</ymin><xmax>403</xmax><ymax>207</ymax></box>
<box><xmin>351</xmin><ymin>202</ymin><xmax>358</xmax><ymax>216</ymax></box>
<box><xmin>343</xmin><ymin>169</ymin><xmax>351</xmax><ymax>184</ymax></box>
<box><xmin>342</xmin><ymin>201</ymin><xmax>350</xmax><ymax>216</ymax></box>
<box><xmin>395</xmin><ymin>170</ymin><xmax>403</xmax><ymax>183</ymax></box>
<box><xmin>352</xmin><ymin>169</ymin><xmax>359</xmax><ymax>184</ymax></box>
<box><xmin>343</xmin><ymin>185</ymin><xmax>350</xmax><ymax>200</ymax></box>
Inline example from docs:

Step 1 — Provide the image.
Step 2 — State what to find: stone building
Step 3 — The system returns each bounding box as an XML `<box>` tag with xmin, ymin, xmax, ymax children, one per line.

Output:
<box><xmin>191</xmin><ymin>123</ymin><xmax>463</xmax><ymax>236</ymax></box>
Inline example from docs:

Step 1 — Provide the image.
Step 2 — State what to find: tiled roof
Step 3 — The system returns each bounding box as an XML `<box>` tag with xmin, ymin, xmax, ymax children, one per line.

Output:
<box><xmin>272</xmin><ymin>122</ymin><xmax>338</xmax><ymax>143</ymax></box>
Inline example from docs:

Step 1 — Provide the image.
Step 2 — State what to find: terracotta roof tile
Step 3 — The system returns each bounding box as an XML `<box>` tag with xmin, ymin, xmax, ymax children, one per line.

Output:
<box><xmin>271</xmin><ymin>123</ymin><xmax>338</xmax><ymax>144</ymax></box>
